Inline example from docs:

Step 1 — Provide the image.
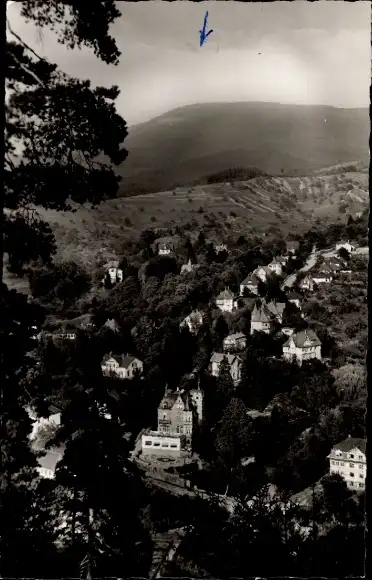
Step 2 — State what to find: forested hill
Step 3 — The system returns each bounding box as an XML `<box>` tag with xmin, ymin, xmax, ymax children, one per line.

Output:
<box><xmin>116</xmin><ymin>102</ymin><xmax>369</xmax><ymax>195</ymax></box>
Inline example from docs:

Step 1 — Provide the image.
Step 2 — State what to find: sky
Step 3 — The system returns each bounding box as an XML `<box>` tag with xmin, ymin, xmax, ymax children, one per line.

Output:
<box><xmin>7</xmin><ymin>1</ymin><xmax>371</xmax><ymax>126</ymax></box>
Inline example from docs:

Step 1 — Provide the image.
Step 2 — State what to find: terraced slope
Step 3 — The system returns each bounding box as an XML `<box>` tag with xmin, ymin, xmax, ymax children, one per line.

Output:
<box><xmin>31</xmin><ymin>170</ymin><xmax>368</xmax><ymax>267</ymax></box>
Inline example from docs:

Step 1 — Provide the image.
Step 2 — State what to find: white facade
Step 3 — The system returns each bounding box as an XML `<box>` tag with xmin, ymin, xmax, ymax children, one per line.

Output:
<box><xmin>223</xmin><ymin>333</ymin><xmax>247</xmax><ymax>351</ymax></box>
<box><xmin>216</xmin><ymin>292</ymin><xmax>238</xmax><ymax>313</ymax></box>
<box><xmin>141</xmin><ymin>431</ymin><xmax>184</xmax><ymax>457</ymax></box>
<box><xmin>299</xmin><ymin>275</ymin><xmax>314</xmax><ymax>291</ymax></box>
<box><xmin>312</xmin><ymin>273</ymin><xmax>333</xmax><ymax>284</ymax></box>
<box><xmin>101</xmin><ymin>356</ymin><xmax>143</xmax><ymax>379</ymax></box>
<box><xmin>281</xmin><ymin>327</ymin><xmax>295</xmax><ymax>336</ymax></box>
<box><xmin>210</xmin><ymin>354</ymin><xmax>242</xmax><ymax>383</ymax></box>
<box><xmin>180</xmin><ymin>311</ymin><xmax>204</xmax><ymax>334</ymax></box>
<box><xmin>328</xmin><ymin>443</ymin><xmax>366</xmax><ymax>491</ymax></box>
<box><xmin>283</xmin><ymin>340</ymin><xmax>321</xmax><ymax>364</ymax></box>
<box><xmin>268</xmin><ymin>260</ymin><xmax>283</xmax><ymax>276</ymax></box>
<box><xmin>250</xmin><ymin>319</ymin><xmax>272</xmax><ymax>334</ymax></box>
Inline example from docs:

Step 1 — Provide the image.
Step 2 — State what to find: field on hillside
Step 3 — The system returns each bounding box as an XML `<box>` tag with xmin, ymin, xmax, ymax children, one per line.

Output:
<box><xmin>32</xmin><ymin>171</ymin><xmax>369</xmax><ymax>267</ymax></box>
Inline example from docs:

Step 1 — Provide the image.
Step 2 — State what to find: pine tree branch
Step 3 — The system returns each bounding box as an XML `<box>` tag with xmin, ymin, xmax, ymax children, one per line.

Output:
<box><xmin>7</xmin><ymin>18</ymin><xmax>46</xmax><ymax>63</ymax></box>
<box><xmin>8</xmin><ymin>50</ymin><xmax>45</xmax><ymax>87</ymax></box>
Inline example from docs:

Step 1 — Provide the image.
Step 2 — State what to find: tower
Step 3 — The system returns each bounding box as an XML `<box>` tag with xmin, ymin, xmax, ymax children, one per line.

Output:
<box><xmin>190</xmin><ymin>378</ymin><xmax>203</xmax><ymax>424</ymax></box>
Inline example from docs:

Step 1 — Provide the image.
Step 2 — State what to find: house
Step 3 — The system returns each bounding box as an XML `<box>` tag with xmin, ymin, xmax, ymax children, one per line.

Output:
<box><xmin>324</xmin><ymin>258</ymin><xmax>351</xmax><ymax>275</ymax></box>
<box><xmin>158</xmin><ymin>242</ymin><xmax>173</xmax><ymax>255</ymax></box>
<box><xmin>180</xmin><ymin>310</ymin><xmax>204</xmax><ymax>335</ymax></box>
<box><xmin>216</xmin><ymin>288</ymin><xmax>238</xmax><ymax>312</ymax></box>
<box><xmin>53</xmin><ymin>329</ymin><xmax>77</xmax><ymax>340</ymax></box>
<box><xmin>223</xmin><ymin>332</ymin><xmax>247</xmax><ymax>352</ymax></box>
<box><xmin>141</xmin><ymin>431</ymin><xmax>185</xmax><ymax>458</ymax></box>
<box><xmin>210</xmin><ymin>353</ymin><xmax>242</xmax><ymax>383</ymax></box>
<box><xmin>27</xmin><ymin>406</ymin><xmax>62</xmax><ymax>441</ymax></box>
<box><xmin>255</xmin><ymin>266</ymin><xmax>273</xmax><ymax>283</ymax></box>
<box><xmin>268</xmin><ymin>257</ymin><xmax>283</xmax><ymax>276</ymax></box>
<box><xmin>37</xmin><ymin>449</ymin><xmax>63</xmax><ymax>479</ymax></box>
<box><xmin>287</xmin><ymin>291</ymin><xmax>302</xmax><ymax>310</ymax></box>
<box><xmin>266</xmin><ymin>300</ymin><xmax>286</xmax><ymax>324</ymax></box>
<box><xmin>336</xmin><ymin>241</ymin><xmax>355</xmax><ymax>254</ymax></box>
<box><xmin>282</xmin><ymin>329</ymin><xmax>322</xmax><ymax>364</ymax></box>
<box><xmin>286</xmin><ymin>241</ymin><xmax>300</xmax><ymax>256</ymax></box>
<box><xmin>299</xmin><ymin>274</ymin><xmax>314</xmax><ymax>292</ymax></box>
<box><xmin>240</xmin><ymin>273</ymin><xmax>260</xmax><ymax>296</ymax></box>
<box><xmin>312</xmin><ymin>267</ymin><xmax>333</xmax><ymax>284</ymax></box>
<box><xmin>327</xmin><ymin>436</ymin><xmax>366</xmax><ymax>491</ymax></box>
<box><xmin>181</xmin><ymin>259</ymin><xmax>199</xmax><ymax>274</ymax></box>
<box><xmin>103</xmin><ymin>260</ymin><xmax>123</xmax><ymax>285</ymax></box>
<box><xmin>101</xmin><ymin>353</ymin><xmax>143</xmax><ymax>379</ymax></box>
<box><xmin>103</xmin><ymin>318</ymin><xmax>120</xmax><ymax>333</ymax></box>
<box><xmin>250</xmin><ymin>303</ymin><xmax>274</xmax><ymax>334</ymax></box>
<box><xmin>157</xmin><ymin>387</ymin><xmax>196</xmax><ymax>443</ymax></box>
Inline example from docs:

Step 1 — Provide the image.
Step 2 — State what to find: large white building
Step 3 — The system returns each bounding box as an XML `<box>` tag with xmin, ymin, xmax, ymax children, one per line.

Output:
<box><xmin>101</xmin><ymin>353</ymin><xmax>143</xmax><ymax>379</ymax></box>
<box><xmin>215</xmin><ymin>288</ymin><xmax>238</xmax><ymax>313</ymax></box>
<box><xmin>282</xmin><ymin>329</ymin><xmax>322</xmax><ymax>364</ymax></box>
<box><xmin>327</xmin><ymin>436</ymin><xmax>366</xmax><ymax>491</ymax></box>
<box><xmin>141</xmin><ymin>431</ymin><xmax>185</xmax><ymax>457</ymax></box>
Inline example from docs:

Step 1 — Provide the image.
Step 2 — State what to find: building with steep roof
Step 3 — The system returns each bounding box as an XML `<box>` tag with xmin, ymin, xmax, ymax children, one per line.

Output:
<box><xmin>327</xmin><ymin>436</ymin><xmax>366</xmax><ymax>491</ymax></box>
<box><xmin>240</xmin><ymin>273</ymin><xmax>260</xmax><ymax>296</ymax></box>
<box><xmin>103</xmin><ymin>260</ymin><xmax>123</xmax><ymax>285</ymax></box>
<box><xmin>158</xmin><ymin>242</ymin><xmax>173</xmax><ymax>255</ymax></box>
<box><xmin>210</xmin><ymin>352</ymin><xmax>242</xmax><ymax>383</ymax></box>
<box><xmin>299</xmin><ymin>274</ymin><xmax>315</xmax><ymax>292</ymax></box>
<box><xmin>181</xmin><ymin>258</ymin><xmax>199</xmax><ymax>274</ymax></box>
<box><xmin>216</xmin><ymin>288</ymin><xmax>238</xmax><ymax>312</ymax></box>
<box><xmin>180</xmin><ymin>310</ymin><xmax>204</xmax><ymax>335</ymax></box>
<box><xmin>157</xmin><ymin>387</ymin><xmax>193</xmax><ymax>441</ymax></box>
<box><xmin>282</xmin><ymin>329</ymin><xmax>322</xmax><ymax>364</ymax></box>
<box><xmin>256</xmin><ymin>266</ymin><xmax>272</xmax><ymax>283</ymax></box>
<box><xmin>266</xmin><ymin>300</ymin><xmax>286</xmax><ymax>324</ymax></box>
<box><xmin>250</xmin><ymin>302</ymin><xmax>275</xmax><ymax>334</ymax></box>
<box><xmin>101</xmin><ymin>352</ymin><xmax>143</xmax><ymax>379</ymax></box>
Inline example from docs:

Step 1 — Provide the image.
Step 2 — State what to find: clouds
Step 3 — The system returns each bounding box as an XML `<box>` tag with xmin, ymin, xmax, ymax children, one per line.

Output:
<box><xmin>7</xmin><ymin>1</ymin><xmax>370</xmax><ymax>125</ymax></box>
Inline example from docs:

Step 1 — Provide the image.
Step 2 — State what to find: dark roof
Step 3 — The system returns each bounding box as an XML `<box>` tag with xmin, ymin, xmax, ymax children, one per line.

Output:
<box><xmin>241</xmin><ymin>273</ymin><xmax>259</xmax><ymax>285</ymax></box>
<box><xmin>332</xmin><ymin>437</ymin><xmax>366</xmax><ymax>454</ymax></box>
<box><xmin>159</xmin><ymin>388</ymin><xmax>190</xmax><ymax>410</ymax></box>
<box><xmin>251</xmin><ymin>304</ymin><xmax>273</xmax><ymax>323</ymax></box>
<box><xmin>102</xmin><ymin>353</ymin><xmax>141</xmax><ymax>368</ymax></box>
<box><xmin>217</xmin><ymin>288</ymin><xmax>234</xmax><ymax>300</ymax></box>
<box><xmin>283</xmin><ymin>329</ymin><xmax>321</xmax><ymax>348</ymax></box>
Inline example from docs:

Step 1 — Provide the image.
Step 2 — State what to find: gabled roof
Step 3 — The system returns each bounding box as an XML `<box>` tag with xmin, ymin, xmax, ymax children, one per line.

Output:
<box><xmin>241</xmin><ymin>273</ymin><xmax>259</xmax><ymax>286</ymax></box>
<box><xmin>332</xmin><ymin>437</ymin><xmax>366</xmax><ymax>454</ymax></box>
<box><xmin>102</xmin><ymin>353</ymin><xmax>141</xmax><ymax>368</ymax></box>
<box><xmin>37</xmin><ymin>449</ymin><xmax>63</xmax><ymax>472</ymax></box>
<box><xmin>283</xmin><ymin>329</ymin><xmax>321</xmax><ymax>348</ymax></box>
<box><xmin>217</xmin><ymin>288</ymin><xmax>234</xmax><ymax>300</ymax></box>
<box><xmin>210</xmin><ymin>352</ymin><xmax>241</xmax><ymax>365</ymax></box>
<box><xmin>159</xmin><ymin>388</ymin><xmax>190</xmax><ymax>410</ymax></box>
<box><xmin>251</xmin><ymin>304</ymin><xmax>273</xmax><ymax>323</ymax></box>
<box><xmin>266</xmin><ymin>301</ymin><xmax>286</xmax><ymax>317</ymax></box>
<box><xmin>257</xmin><ymin>265</ymin><xmax>272</xmax><ymax>276</ymax></box>
<box><xmin>224</xmin><ymin>332</ymin><xmax>246</xmax><ymax>341</ymax></box>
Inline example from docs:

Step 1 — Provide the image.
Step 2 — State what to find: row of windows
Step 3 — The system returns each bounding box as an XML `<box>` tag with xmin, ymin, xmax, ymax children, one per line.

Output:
<box><xmin>334</xmin><ymin>453</ymin><xmax>364</xmax><ymax>460</ymax></box>
<box><xmin>332</xmin><ymin>470</ymin><xmax>364</xmax><ymax>479</ymax></box>
<box><xmin>349</xmin><ymin>481</ymin><xmax>365</xmax><ymax>488</ymax></box>
<box><xmin>144</xmin><ymin>440</ymin><xmax>178</xmax><ymax>449</ymax></box>
<box><xmin>332</xmin><ymin>460</ymin><xmax>364</xmax><ymax>469</ymax></box>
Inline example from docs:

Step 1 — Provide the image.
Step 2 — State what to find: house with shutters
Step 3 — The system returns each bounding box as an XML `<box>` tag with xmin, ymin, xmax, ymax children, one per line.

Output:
<box><xmin>223</xmin><ymin>332</ymin><xmax>247</xmax><ymax>352</ymax></box>
<box><xmin>282</xmin><ymin>329</ymin><xmax>322</xmax><ymax>364</ymax></box>
<box><xmin>210</xmin><ymin>352</ymin><xmax>242</xmax><ymax>383</ymax></box>
<box><xmin>268</xmin><ymin>256</ymin><xmax>284</xmax><ymax>276</ymax></box>
<box><xmin>240</xmin><ymin>272</ymin><xmax>260</xmax><ymax>296</ymax></box>
<box><xmin>299</xmin><ymin>274</ymin><xmax>315</xmax><ymax>292</ymax></box>
<box><xmin>180</xmin><ymin>310</ymin><xmax>204</xmax><ymax>335</ymax></box>
<box><xmin>216</xmin><ymin>288</ymin><xmax>238</xmax><ymax>312</ymax></box>
<box><xmin>101</xmin><ymin>353</ymin><xmax>143</xmax><ymax>379</ymax></box>
<box><xmin>327</xmin><ymin>436</ymin><xmax>366</xmax><ymax>491</ymax></box>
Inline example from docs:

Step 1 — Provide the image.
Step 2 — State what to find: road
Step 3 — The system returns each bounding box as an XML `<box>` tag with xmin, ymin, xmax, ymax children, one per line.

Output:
<box><xmin>281</xmin><ymin>246</ymin><xmax>317</xmax><ymax>290</ymax></box>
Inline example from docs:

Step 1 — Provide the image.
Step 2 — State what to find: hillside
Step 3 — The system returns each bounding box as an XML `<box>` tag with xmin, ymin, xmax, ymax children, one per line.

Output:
<box><xmin>32</xmin><ymin>170</ymin><xmax>369</xmax><ymax>267</ymax></box>
<box><xmin>117</xmin><ymin>102</ymin><xmax>369</xmax><ymax>195</ymax></box>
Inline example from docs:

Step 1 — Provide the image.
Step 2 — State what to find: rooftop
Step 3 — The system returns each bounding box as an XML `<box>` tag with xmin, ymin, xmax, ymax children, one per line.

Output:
<box><xmin>283</xmin><ymin>329</ymin><xmax>321</xmax><ymax>348</ymax></box>
<box><xmin>332</xmin><ymin>436</ymin><xmax>366</xmax><ymax>454</ymax></box>
<box><xmin>217</xmin><ymin>288</ymin><xmax>235</xmax><ymax>300</ymax></box>
<box><xmin>102</xmin><ymin>353</ymin><xmax>141</xmax><ymax>368</ymax></box>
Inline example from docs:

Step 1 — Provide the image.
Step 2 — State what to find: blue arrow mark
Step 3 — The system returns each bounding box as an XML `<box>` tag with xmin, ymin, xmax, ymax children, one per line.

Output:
<box><xmin>199</xmin><ymin>11</ymin><xmax>213</xmax><ymax>47</ymax></box>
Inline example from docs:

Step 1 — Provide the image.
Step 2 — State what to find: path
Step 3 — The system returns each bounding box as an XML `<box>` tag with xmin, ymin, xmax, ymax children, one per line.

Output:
<box><xmin>281</xmin><ymin>246</ymin><xmax>317</xmax><ymax>290</ymax></box>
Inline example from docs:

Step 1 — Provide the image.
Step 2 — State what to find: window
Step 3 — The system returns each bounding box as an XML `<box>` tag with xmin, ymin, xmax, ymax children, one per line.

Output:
<box><xmin>359</xmin><ymin>464</ymin><xmax>364</xmax><ymax>469</ymax></box>
<box><xmin>359</xmin><ymin>455</ymin><xmax>363</xmax><ymax>460</ymax></box>
<box><xmin>170</xmin><ymin>444</ymin><xmax>177</xmax><ymax>448</ymax></box>
<box><xmin>145</xmin><ymin>441</ymin><xmax>152</xmax><ymax>446</ymax></box>
<box><xmin>350</xmin><ymin>454</ymin><xmax>354</xmax><ymax>459</ymax></box>
<box><xmin>335</xmin><ymin>461</ymin><xmax>339</xmax><ymax>466</ymax></box>
<box><xmin>153</xmin><ymin>442</ymin><xmax>160</xmax><ymax>447</ymax></box>
<box><xmin>349</xmin><ymin>473</ymin><xmax>354</xmax><ymax>477</ymax></box>
<box><xmin>359</xmin><ymin>474</ymin><xmax>364</xmax><ymax>478</ymax></box>
<box><xmin>161</xmin><ymin>443</ymin><xmax>169</xmax><ymax>448</ymax></box>
<box><xmin>350</xmin><ymin>481</ymin><xmax>354</xmax><ymax>487</ymax></box>
<box><xmin>350</xmin><ymin>462</ymin><xmax>354</xmax><ymax>468</ymax></box>
<box><xmin>340</xmin><ymin>462</ymin><xmax>344</xmax><ymax>466</ymax></box>
<box><xmin>359</xmin><ymin>483</ymin><xmax>364</xmax><ymax>488</ymax></box>
<box><xmin>176</xmin><ymin>426</ymin><xmax>180</xmax><ymax>433</ymax></box>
